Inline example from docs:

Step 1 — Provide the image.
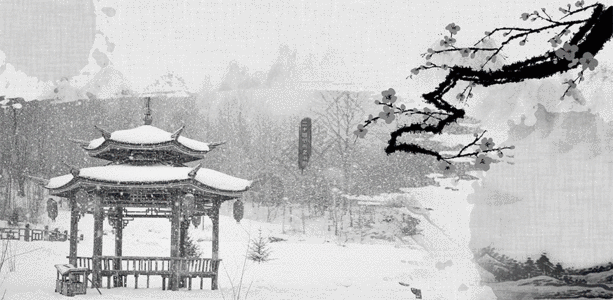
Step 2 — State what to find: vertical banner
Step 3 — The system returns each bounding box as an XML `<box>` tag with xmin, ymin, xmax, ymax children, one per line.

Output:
<box><xmin>298</xmin><ymin>117</ymin><xmax>312</xmax><ymax>171</ymax></box>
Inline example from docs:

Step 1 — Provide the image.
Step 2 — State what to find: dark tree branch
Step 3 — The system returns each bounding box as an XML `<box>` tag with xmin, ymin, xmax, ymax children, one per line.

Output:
<box><xmin>367</xmin><ymin>4</ymin><xmax>612</xmax><ymax>162</ymax></box>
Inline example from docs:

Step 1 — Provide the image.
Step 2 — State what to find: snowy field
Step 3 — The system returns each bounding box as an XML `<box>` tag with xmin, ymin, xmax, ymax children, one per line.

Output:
<box><xmin>0</xmin><ymin>187</ymin><xmax>498</xmax><ymax>300</ymax></box>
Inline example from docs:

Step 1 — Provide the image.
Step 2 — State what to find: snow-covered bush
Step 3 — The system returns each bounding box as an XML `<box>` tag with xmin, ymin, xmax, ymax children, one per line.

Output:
<box><xmin>183</xmin><ymin>234</ymin><xmax>202</xmax><ymax>258</ymax></box>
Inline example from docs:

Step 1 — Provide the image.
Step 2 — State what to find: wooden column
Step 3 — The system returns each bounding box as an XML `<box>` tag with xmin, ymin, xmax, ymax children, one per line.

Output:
<box><xmin>179</xmin><ymin>220</ymin><xmax>189</xmax><ymax>258</ymax></box>
<box><xmin>210</xmin><ymin>200</ymin><xmax>220</xmax><ymax>290</ymax></box>
<box><xmin>113</xmin><ymin>207</ymin><xmax>123</xmax><ymax>287</ymax></box>
<box><xmin>92</xmin><ymin>194</ymin><xmax>104</xmax><ymax>288</ymax></box>
<box><xmin>179</xmin><ymin>219</ymin><xmax>190</xmax><ymax>288</ymax></box>
<box><xmin>69</xmin><ymin>195</ymin><xmax>79</xmax><ymax>266</ymax></box>
<box><xmin>170</xmin><ymin>194</ymin><xmax>181</xmax><ymax>291</ymax></box>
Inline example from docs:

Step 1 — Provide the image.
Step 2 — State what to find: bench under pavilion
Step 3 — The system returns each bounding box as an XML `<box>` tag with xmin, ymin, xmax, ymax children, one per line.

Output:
<box><xmin>39</xmin><ymin>100</ymin><xmax>251</xmax><ymax>291</ymax></box>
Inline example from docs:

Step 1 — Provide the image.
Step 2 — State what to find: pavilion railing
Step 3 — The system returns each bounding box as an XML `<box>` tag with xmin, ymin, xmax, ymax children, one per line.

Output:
<box><xmin>71</xmin><ymin>256</ymin><xmax>221</xmax><ymax>290</ymax></box>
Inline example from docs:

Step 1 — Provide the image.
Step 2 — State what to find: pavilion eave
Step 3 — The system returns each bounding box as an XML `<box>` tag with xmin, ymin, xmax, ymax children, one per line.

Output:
<box><xmin>46</xmin><ymin>176</ymin><xmax>248</xmax><ymax>201</ymax></box>
<box><xmin>84</xmin><ymin>140</ymin><xmax>215</xmax><ymax>163</ymax></box>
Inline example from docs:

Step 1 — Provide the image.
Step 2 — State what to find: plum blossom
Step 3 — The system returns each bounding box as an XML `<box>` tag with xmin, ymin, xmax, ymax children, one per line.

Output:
<box><xmin>379</xmin><ymin>109</ymin><xmax>395</xmax><ymax>124</ymax></box>
<box><xmin>548</xmin><ymin>36</ymin><xmax>563</xmax><ymax>47</ymax></box>
<box><xmin>460</xmin><ymin>48</ymin><xmax>471</xmax><ymax>57</ymax></box>
<box><xmin>438</xmin><ymin>161</ymin><xmax>456</xmax><ymax>175</ymax></box>
<box><xmin>555</xmin><ymin>42</ymin><xmax>578</xmax><ymax>61</ymax></box>
<box><xmin>381</xmin><ymin>88</ymin><xmax>397</xmax><ymax>104</ymax></box>
<box><xmin>480</xmin><ymin>137</ymin><xmax>495</xmax><ymax>151</ymax></box>
<box><xmin>579</xmin><ymin>52</ymin><xmax>598</xmax><ymax>71</ymax></box>
<box><xmin>564</xmin><ymin>79</ymin><xmax>577</xmax><ymax>89</ymax></box>
<box><xmin>440</xmin><ymin>36</ymin><xmax>456</xmax><ymax>47</ymax></box>
<box><xmin>475</xmin><ymin>154</ymin><xmax>493</xmax><ymax>171</ymax></box>
<box><xmin>521</xmin><ymin>13</ymin><xmax>530</xmax><ymax>20</ymax></box>
<box><xmin>354</xmin><ymin>124</ymin><xmax>368</xmax><ymax>138</ymax></box>
<box><xmin>445</xmin><ymin>23</ymin><xmax>461</xmax><ymax>35</ymax></box>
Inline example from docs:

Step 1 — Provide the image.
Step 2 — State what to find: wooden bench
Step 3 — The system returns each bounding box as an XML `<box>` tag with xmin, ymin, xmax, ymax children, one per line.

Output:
<box><xmin>73</xmin><ymin>256</ymin><xmax>221</xmax><ymax>290</ymax></box>
<box><xmin>55</xmin><ymin>264</ymin><xmax>90</xmax><ymax>297</ymax></box>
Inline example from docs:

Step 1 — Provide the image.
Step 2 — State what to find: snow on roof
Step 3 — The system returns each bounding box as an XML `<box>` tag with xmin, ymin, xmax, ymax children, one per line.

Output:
<box><xmin>47</xmin><ymin>164</ymin><xmax>251</xmax><ymax>191</ymax></box>
<box><xmin>47</xmin><ymin>174</ymin><xmax>74</xmax><ymax>189</ymax></box>
<box><xmin>87</xmin><ymin>125</ymin><xmax>210</xmax><ymax>151</ymax></box>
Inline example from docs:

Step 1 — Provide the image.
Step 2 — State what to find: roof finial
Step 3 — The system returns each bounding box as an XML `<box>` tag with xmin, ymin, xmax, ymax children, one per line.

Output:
<box><xmin>144</xmin><ymin>97</ymin><xmax>152</xmax><ymax>125</ymax></box>
<box><xmin>171</xmin><ymin>124</ymin><xmax>185</xmax><ymax>140</ymax></box>
<box><xmin>62</xmin><ymin>161</ymin><xmax>80</xmax><ymax>177</ymax></box>
<box><xmin>94</xmin><ymin>125</ymin><xmax>111</xmax><ymax>139</ymax></box>
<box><xmin>188</xmin><ymin>163</ymin><xmax>202</xmax><ymax>178</ymax></box>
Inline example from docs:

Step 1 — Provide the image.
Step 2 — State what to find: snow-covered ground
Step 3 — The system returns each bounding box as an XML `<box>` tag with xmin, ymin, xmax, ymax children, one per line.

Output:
<box><xmin>1</xmin><ymin>198</ymin><xmax>496</xmax><ymax>300</ymax></box>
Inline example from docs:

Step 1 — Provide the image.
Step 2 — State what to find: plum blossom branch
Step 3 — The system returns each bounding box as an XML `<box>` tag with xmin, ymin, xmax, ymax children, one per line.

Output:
<box><xmin>357</xmin><ymin>2</ymin><xmax>612</xmax><ymax>170</ymax></box>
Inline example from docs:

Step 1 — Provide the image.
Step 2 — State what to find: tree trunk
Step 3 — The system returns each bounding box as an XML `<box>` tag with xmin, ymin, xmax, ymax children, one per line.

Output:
<box><xmin>282</xmin><ymin>204</ymin><xmax>286</xmax><ymax>234</ymax></box>
<box><xmin>349</xmin><ymin>201</ymin><xmax>353</xmax><ymax>228</ymax></box>
<box><xmin>301</xmin><ymin>205</ymin><xmax>306</xmax><ymax>234</ymax></box>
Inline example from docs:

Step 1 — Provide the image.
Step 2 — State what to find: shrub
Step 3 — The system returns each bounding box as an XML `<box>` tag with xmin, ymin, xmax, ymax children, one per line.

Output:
<box><xmin>247</xmin><ymin>229</ymin><xmax>272</xmax><ymax>263</ymax></box>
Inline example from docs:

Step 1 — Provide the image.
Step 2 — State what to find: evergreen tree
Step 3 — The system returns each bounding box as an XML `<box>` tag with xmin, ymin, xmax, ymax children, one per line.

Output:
<box><xmin>536</xmin><ymin>253</ymin><xmax>554</xmax><ymax>276</ymax></box>
<box><xmin>524</xmin><ymin>257</ymin><xmax>537</xmax><ymax>278</ymax></box>
<box><xmin>553</xmin><ymin>263</ymin><xmax>565</xmax><ymax>278</ymax></box>
<box><xmin>247</xmin><ymin>229</ymin><xmax>273</xmax><ymax>263</ymax></box>
<box><xmin>183</xmin><ymin>234</ymin><xmax>202</xmax><ymax>258</ymax></box>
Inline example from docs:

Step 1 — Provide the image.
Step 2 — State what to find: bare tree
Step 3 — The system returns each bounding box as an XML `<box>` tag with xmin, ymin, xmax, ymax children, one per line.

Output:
<box><xmin>311</xmin><ymin>91</ymin><xmax>374</xmax><ymax>232</ymax></box>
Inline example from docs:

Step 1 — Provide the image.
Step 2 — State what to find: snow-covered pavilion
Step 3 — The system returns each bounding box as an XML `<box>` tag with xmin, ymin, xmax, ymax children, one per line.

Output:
<box><xmin>41</xmin><ymin>99</ymin><xmax>251</xmax><ymax>291</ymax></box>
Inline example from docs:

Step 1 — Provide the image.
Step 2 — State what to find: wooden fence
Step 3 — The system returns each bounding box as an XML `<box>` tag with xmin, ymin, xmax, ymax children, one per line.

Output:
<box><xmin>0</xmin><ymin>227</ymin><xmax>68</xmax><ymax>241</ymax></box>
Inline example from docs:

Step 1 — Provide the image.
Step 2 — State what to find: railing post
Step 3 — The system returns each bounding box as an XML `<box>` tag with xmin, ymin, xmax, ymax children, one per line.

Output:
<box><xmin>24</xmin><ymin>224</ymin><xmax>30</xmax><ymax>241</ymax></box>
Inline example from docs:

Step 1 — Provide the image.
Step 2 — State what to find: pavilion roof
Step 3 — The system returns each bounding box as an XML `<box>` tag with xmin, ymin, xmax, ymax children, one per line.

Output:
<box><xmin>46</xmin><ymin>164</ymin><xmax>251</xmax><ymax>198</ymax></box>
<box><xmin>80</xmin><ymin>125</ymin><xmax>223</xmax><ymax>163</ymax></box>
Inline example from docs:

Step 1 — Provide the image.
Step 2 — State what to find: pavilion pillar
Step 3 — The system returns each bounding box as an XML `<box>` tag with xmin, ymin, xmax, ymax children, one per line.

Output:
<box><xmin>179</xmin><ymin>220</ymin><xmax>189</xmax><ymax>258</ymax></box>
<box><xmin>210</xmin><ymin>200</ymin><xmax>220</xmax><ymax>290</ymax></box>
<box><xmin>170</xmin><ymin>194</ymin><xmax>181</xmax><ymax>291</ymax></box>
<box><xmin>69</xmin><ymin>195</ymin><xmax>79</xmax><ymax>266</ymax></box>
<box><xmin>92</xmin><ymin>193</ymin><xmax>104</xmax><ymax>288</ymax></box>
<box><xmin>179</xmin><ymin>219</ymin><xmax>190</xmax><ymax>288</ymax></box>
<box><xmin>113</xmin><ymin>207</ymin><xmax>124</xmax><ymax>288</ymax></box>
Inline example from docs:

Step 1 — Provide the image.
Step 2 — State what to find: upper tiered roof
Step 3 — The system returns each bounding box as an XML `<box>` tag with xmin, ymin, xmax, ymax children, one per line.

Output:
<box><xmin>78</xmin><ymin>125</ymin><xmax>224</xmax><ymax>164</ymax></box>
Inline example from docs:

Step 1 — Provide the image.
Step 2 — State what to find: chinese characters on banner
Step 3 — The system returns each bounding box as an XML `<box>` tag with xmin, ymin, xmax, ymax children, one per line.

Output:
<box><xmin>298</xmin><ymin>118</ymin><xmax>312</xmax><ymax>171</ymax></box>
